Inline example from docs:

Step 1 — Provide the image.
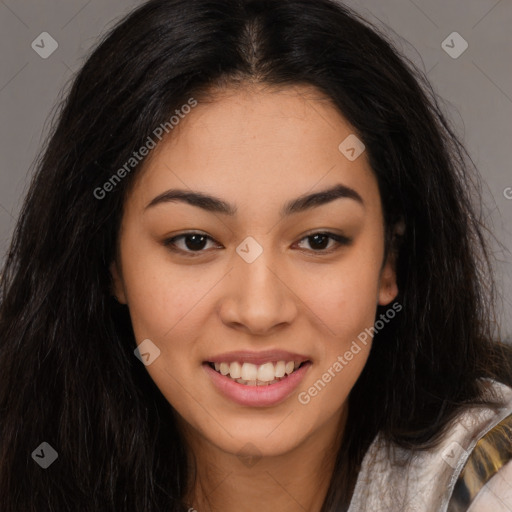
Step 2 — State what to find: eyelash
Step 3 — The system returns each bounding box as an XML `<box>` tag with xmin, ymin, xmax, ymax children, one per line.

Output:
<box><xmin>162</xmin><ymin>231</ymin><xmax>352</xmax><ymax>257</ymax></box>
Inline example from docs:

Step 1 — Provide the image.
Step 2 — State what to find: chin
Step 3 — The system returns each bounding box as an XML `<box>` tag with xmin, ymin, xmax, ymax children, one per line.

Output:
<box><xmin>200</xmin><ymin>415</ymin><xmax>315</xmax><ymax>459</ymax></box>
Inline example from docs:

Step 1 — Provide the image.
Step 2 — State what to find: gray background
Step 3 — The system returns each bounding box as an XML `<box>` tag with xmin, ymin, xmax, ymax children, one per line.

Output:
<box><xmin>1</xmin><ymin>0</ymin><xmax>511</xmax><ymax>338</ymax></box>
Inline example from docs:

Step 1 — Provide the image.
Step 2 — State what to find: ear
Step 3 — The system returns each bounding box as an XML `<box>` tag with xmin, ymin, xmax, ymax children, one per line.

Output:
<box><xmin>377</xmin><ymin>219</ymin><xmax>404</xmax><ymax>306</ymax></box>
<box><xmin>109</xmin><ymin>260</ymin><xmax>128</xmax><ymax>304</ymax></box>
<box><xmin>378</xmin><ymin>257</ymin><xmax>398</xmax><ymax>306</ymax></box>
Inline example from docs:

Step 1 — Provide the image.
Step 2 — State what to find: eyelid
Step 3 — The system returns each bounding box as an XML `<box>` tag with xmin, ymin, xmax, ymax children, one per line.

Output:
<box><xmin>162</xmin><ymin>230</ymin><xmax>352</xmax><ymax>257</ymax></box>
<box><xmin>294</xmin><ymin>231</ymin><xmax>352</xmax><ymax>254</ymax></box>
<box><xmin>162</xmin><ymin>231</ymin><xmax>219</xmax><ymax>256</ymax></box>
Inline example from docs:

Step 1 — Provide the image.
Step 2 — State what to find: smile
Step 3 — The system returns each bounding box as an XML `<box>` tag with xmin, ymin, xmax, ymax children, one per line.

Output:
<box><xmin>203</xmin><ymin>351</ymin><xmax>312</xmax><ymax>407</ymax></box>
<box><xmin>207</xmin><ymin>360</ymin><xmax>306</xmax><ymax>386</ymax></box>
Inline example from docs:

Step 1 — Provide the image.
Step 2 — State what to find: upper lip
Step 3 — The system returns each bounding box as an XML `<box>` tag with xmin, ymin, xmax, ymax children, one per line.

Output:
<box><xmin>205</xmin><ymin>350</ymin><xmax>311</xmax><ymax>366</ymax></box>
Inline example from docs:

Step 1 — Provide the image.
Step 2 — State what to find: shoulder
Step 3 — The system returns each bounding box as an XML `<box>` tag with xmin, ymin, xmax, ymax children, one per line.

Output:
<box><xmin>466</xmin><ymin>459</ymin><xmax>512</xmax><ymax>512</ymax></box>
<box><xmin>448</xmin><ymin>398</ymin><xmax>512</xmax><ymax>511</ymax></box>
<box><xmin>348</xmin><ymin>379</ymin><xmax>512</xmax><ymax>512</ymax></box>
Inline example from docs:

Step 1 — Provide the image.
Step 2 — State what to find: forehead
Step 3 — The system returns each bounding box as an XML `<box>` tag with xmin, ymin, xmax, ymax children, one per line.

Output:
<box><xmin>125</xmin><ymin>84</ymin><xmax>381</xmax><ymax>217</ymax></box>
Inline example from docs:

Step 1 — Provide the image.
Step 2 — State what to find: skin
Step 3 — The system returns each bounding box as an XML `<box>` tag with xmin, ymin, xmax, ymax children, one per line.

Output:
<box><xmin>110</xmin><ymin>83</ymin><xmax>399</xmax><ymax>512</ymax></box>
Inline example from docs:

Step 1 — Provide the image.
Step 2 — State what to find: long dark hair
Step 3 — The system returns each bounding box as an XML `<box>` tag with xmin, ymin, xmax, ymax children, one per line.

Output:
<box><xmin>1</xmin><ymin>0</ymin><xmax>511</xmax><ymax>510</ymax></box>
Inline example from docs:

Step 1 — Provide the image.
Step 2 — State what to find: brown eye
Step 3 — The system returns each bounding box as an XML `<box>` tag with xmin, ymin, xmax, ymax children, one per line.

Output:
<box><xmin>163</xmin><ymin>230</ymin><xmax>351</xmax><ymax>258</ymax></box>
<box><xmin>163</xmin><ymin>232</ymin><xmax>218</xmax><ymax>255</ymax></box>
<box><xmin>296</xmin><ymin>232</ymin><xmax>351</xmax><ymax>253</ymax></box>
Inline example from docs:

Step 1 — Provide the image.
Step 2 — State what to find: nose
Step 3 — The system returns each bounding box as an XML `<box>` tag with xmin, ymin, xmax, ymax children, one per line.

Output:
<box><xmin>218</xmin><ymin>249</ymin><xmax>298</xmax><ymax>336</ymax></box>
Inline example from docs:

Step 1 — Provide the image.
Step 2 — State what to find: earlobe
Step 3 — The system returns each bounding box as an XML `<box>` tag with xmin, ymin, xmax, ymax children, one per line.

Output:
<box><xmin>378</xmin><ymin>219</ymin><xmax>403</xmax><ymax>306</ymax></box>
<box><xmin>109</xmin><ymin>260</ymin><xmax>127</xmax><ymax>304</ymax></box>
<box><xmin>378</xmin><ymin>261</ymin><xmax>398</xmax><ymax>306</ymax></box>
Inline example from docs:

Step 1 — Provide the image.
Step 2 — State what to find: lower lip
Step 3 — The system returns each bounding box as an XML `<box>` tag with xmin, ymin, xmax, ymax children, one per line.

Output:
<box><xmin>203</xmin><ymin>362</ymin><xmax>312</xmax><ymax>407</ymax></box>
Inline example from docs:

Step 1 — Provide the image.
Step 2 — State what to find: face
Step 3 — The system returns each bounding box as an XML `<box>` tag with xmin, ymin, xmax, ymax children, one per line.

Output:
<box><xmin>110</xmin><ymin>84</ymin><xmax>398</xmax><ymax>459</ymax></box>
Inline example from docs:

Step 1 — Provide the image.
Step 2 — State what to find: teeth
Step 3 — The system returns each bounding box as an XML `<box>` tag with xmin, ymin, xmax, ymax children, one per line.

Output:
<box><xmin>229</xmin><ymin>361</ymin><xmax>242</xmax><ymax>379</ymax></box>
<box><xmin>241</xmin><ymin>363</ymin><xmax>258</xmax><ymax>381</ymax></box>
<box><xmin>234</xmin><ymin>377</ymin><xmax>281</xmax><ymax>386</ymax></box>
<box><xmin>275</xmin><ymin>361</ymin><xmax>285</xmax><ymax>378</ymax></box>
<box><xmin>211</xmin><ymin>359</ymin><xmax>305</xmax><ymax>384</ymax></box>
<box><xmin>257</xmin><ymin>362</ymin><xmax>275</xmax><ymax>382</ymax></box>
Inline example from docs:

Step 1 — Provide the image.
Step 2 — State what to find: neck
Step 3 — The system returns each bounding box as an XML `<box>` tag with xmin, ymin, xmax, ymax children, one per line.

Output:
<box><xmin>182</xmin><ymin>407</ymin><xmax>348</xmax><ymax>512</ymax></box>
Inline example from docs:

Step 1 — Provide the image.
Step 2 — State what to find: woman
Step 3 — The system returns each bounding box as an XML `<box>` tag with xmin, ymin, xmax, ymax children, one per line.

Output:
<box><xmin>0</xmin><ymin>0</ymin><xmax>511</xmax><ymax>510</ymax></box>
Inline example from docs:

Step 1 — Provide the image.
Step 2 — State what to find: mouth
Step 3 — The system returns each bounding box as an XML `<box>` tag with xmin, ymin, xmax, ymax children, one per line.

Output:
<box><xmin>205</xmin><ymin>359</ymin><xmax>309</xmax><ymax>386</ymax></box>
<box><xmin>202</xmin><ymin>352</ymin><xmax>312</xmax><ymax>407</ymax></box>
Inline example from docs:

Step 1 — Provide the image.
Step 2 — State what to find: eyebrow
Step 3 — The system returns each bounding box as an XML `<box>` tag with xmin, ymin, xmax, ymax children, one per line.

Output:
<box><xmin>144</xmin><ymin>183</ymin><xmax>364</xmax><ymax>216</ymax></box>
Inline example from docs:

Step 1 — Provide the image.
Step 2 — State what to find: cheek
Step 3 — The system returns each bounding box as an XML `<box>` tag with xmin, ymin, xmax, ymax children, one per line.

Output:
<box><xmin>118</xmin><ymin>233</ymin><xmax>213</xmax><ymax>342</ymax></box>
<box><xmin>118</xmin><ymin>242</ymin><xmax>214</xmax><ymax>414</ymax></box>
<box><xmin>305</xmin><ymin>247</ymin><xmax>383</xmax><ymax>343</ymax></box>
<box><xmin>296</xmin><ymin>235</ymin><xmax>382</xmax><ymax>416</ymax></box>
<box><xmin>297</xmin><ymin>262</ymin><xmax>378</xmax><ymax>418</ymax></box>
